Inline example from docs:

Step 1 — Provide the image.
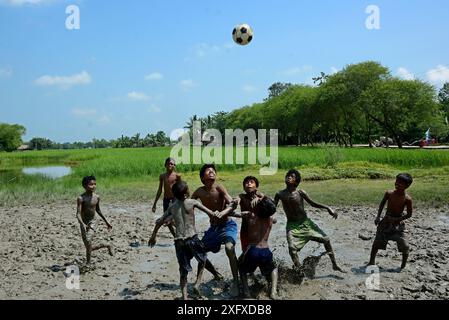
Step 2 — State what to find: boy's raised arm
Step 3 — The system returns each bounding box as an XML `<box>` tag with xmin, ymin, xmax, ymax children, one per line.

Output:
<box><xmin>217</xmin><ymin>185</ymin><xmax>233</xmax><ymax>205</ymax></box>
<box><xmin>300</xmin><ymin>190</ymin><xmax>338</xmax><ymax>219</ymax></box>
<box><xmin>149</xmin><ymin>209</ymin><xmax>172</xmax><ymax>247</ymax></box>
<box><xmin>96</xmin><ymin>197</ymin><xmax>112</xmax><ymax>229</ymax></box>
<box><xmin>229</xmin><ymin>211</ymin><xmax>251</xmax><ymax>218</ymax></box>
<box><xmin>214</xmin><ymin>199</ymin><xmax>239</xmax><ymax>219</ymax></box>
<box><xmin>193</xmin><ymin>201</ymin><xmax>215</xmax><ymax>218</ymax></box>
<box><xmin>152</xmin><ymin>175</ymin><xmax>164</xmax><ymax>213</ymax></box>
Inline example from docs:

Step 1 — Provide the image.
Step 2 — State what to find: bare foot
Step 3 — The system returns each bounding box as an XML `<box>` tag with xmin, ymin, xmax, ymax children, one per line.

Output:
<box><xmin>270</xmin><ymin>293</ymin><xmax>279</xmax><ymax>300</ymax></box>
<box><xmin>213</xmin><ymin>273</ymin><xmax>224</xmax><ymax>281</ymax></box>
<box><xmin>193</xmin><ymin>285</ymin><xmax>203</xmax><ymax>297</ymax></box>
<box><xmin>333</xmin><ymin>265</ymin><xmax>346</xmax><ymax>273</ymax></box>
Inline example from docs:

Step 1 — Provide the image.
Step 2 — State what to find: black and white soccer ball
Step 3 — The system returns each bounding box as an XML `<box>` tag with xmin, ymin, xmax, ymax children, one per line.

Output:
<box><xmin>232</xmin><ymin>24</ymin><xmax>253</xmax><ymax>46</ymax></box>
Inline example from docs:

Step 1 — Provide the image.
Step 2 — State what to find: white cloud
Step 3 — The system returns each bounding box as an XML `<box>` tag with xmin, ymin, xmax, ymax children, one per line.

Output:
<box><xmin>0</xmin><ymin>0</ymin><xmax>55</xmax><ymax>6</ymax></box>
<box><xmin>427</xmin><ymin>65</ymin><xmax>449</xmax><ymax>84</ymax></box>
<box><xmin>127</xmin><ymin>91</ymin><xmax>150</xmax><ymax>101</ymax></box>
<box><xmin>195</xmin><ymin>43</ymin><xmax>220</xmax><ymax>58</ymax></box>
<box><xmin>71</xmin><ymin>108</ymin><xmax>97</xmax><ymax>117</ymax></box>
<box><xmin>243</xmin><ymin>85</ymin><xmax>257</xmax><ymax>93</ymax></box>
<box><xmin>34</xmin><ymin>71</ymin><xmax>91</xmax><ymax>89</ymax></box>
<box><xmin>0</xmin><ymin>67</ymin><xmax>13</xmax><ymax>78</ymax></box>
<box><xmin>98</xmin><ymin>115</ymin><xmax>111</xmax><ymax>124</ymax></box>
<box><xmin>145</xmin><ymin>72</ymin><xmax>163</xmax><ymax>81</ymax></box>
<box><xmin>330</xmin><ymin>67</ymin><xmax>340</xmax><ymax>75</ymax></box>
<box><xmin>170</xmin><ymin>128</ymin><xmax>189</xmax><ymax>141</ymax></box>
<box><xmin>397</xmin><ymin>67</ymin><xmax>415</xmax><ymax>80</ymax></box>
<box><xmin>180</xmin><ymin>79</ymin><xmax>197</xmax><ymax>90</ymax></box>
<box><xmin>281</xmin><ymin>66</ymin><xmax>313</xmax><ymax>76</ymax></box>
<box><xmin>148</xmin><ymin>106</ymin><xmax>161</xmax><ymax>113</ymax></box>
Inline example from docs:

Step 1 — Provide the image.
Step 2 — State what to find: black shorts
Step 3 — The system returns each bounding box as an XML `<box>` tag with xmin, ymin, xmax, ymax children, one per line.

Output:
<box><xmin>374</xmin><ymin>230</ymin><xmax>409</xmax><ymax>253</ymax></box>
<box><xmin>175</xmin><ymin>235</ymin><xmax>208</xmax><ymax>277</ymax></box>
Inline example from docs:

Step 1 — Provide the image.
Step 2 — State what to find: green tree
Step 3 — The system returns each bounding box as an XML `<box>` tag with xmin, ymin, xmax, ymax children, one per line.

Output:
<box><xmin>360</xmin><ymin>79</ymin><xmax>445</xmax><ymax>148</ymax></box>
<box><xmin>155</xmin><ymin>131</ymin><xmax>169</xmax><ymax>146</ymax></box>
<box><xmin>265</xmin><ymin>82</ymin><xmax>292</xmax><ymax>101</ymax></box>
<box><xmin>0</xmin><ymin>123</ymin><xmax>26</xmax><ymax>152</ymax></box>
<box><xmin>438</xmin><ymin>83</ymin><xmax>449</xmax><ymax>121</ymax></box>
<box><xmin>29</xmin><ymin>137</ymin><xmax>53</xmax><ymax>150</ymax></box>
<box><xmin>318</xmin><ymin>61</ymin><xmax>390</xmax><ymax>146</ymax></box>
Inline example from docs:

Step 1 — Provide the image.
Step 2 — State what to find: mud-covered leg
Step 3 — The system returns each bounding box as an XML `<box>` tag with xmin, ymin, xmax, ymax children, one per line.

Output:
<box><xmin>368</xmin><ymin>243</ymin><xmax>379</xmax><ymax>266</ymax></box>
<box><xmin>193</xmin><ymin>261</ymin><xmax>205</xmax><ymax>296</ymax></box>
<box><xmin>315</xmin><ymin>237</ymin><xmax>345</xmax><ymax>272</ymax></box>
<box><xmin>180</xmin><ymin>275</ymin><xmax>188</xmax><ymax>300</ymax></box>
<box><xmin>288</xmin><ymin>247</ymin><xmax>304</xmax><ymax>276</ymax></box>
<box><xmin>204</xmin><ymin>259</ymin><xmax>223</xmax><ymax>280</ymax></box>
<box><xmin>269</xmin><ymin>268</ymin><xmax>279</xmax><ymax>300</ymax></box>
<box><xmin>225</xmin><ymin>242</ymin><xmax>240</xmax><ymax>297</ymax></box>
<box><xmin>240</xmin><ymin>270</ymin><xmax>251</xmax><ymax>299</ymax></box>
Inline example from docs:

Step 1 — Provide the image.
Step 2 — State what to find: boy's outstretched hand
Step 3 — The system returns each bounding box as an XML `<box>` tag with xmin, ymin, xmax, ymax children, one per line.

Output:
<box><xmin>328</xmin><ymin>208</ymin><xmax>338</xmax><ymax>219</ymax></box>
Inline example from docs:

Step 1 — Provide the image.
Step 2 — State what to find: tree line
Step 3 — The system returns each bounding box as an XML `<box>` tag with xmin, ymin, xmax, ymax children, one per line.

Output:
<box><xmin>187</xmin><ymin>61</ymin><xmax>449</xmax><ymax>148</ymax></box>
<box><xmin>0</xmin><ymin>128</ymin><xmax>171</xmax><ymax>152</ymax></box>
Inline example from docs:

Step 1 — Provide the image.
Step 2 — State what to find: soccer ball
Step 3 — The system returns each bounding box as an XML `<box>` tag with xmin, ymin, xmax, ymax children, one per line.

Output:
<box><xmin>232</xmin><ymin>24</ymin><xmax>253</xmax><ymax>45</ymax></box>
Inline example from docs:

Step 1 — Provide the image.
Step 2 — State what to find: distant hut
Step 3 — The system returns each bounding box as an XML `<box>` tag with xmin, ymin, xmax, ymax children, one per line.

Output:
<box><xmin>17</xmin><ymin>144</ymin><xmax>31</xmax><ymax>151</ymax></box>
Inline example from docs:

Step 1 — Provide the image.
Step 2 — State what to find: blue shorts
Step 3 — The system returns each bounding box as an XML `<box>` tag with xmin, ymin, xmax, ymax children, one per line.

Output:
<box><xmin>239</xmin><ymin>246</ymin><xmax>276</xmax><ymax>276</ymax></box>
<box><xmin>202</xmin><ymin>219</ymin><xmax>237</xmax><ymax>253</ymax></box>
<box><xmin>174</xmin><ymin>235</ymin><xmax>208</xmax><ymax>277</ymax></box>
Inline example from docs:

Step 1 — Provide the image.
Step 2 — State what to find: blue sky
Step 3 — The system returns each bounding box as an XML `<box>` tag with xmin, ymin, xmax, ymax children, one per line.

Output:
<box><xmin>1</xmin><ymin>0</ymin><xmax>448</xmax><ymax>143</ymax></box>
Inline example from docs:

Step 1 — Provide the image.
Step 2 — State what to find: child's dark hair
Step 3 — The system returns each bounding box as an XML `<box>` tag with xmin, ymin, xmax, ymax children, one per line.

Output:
<box><xmin>286</xmin><ymin>169</ymin><xmax>301</xmax><ymax>186</ymax></box>
<box><xmin>257</xmin><ymin>197</ymin><xmax>277</xmax><ymax>218</ymax></box>
<box><xmin>243</xmin><ymin>176</ymin><xmax>259</xmax><ymax>188</ymax></box>
<box><xmin>172</xmin><ymin>181</ymin><xmax>189</xmax><ymax>200</ymax></box>
<box><xmin>199</xmin><ymin>164</ymin><xmax>216</xmax><ymax>180</ymax></box>
<box><xmin>165</xmin><ymin>157</ymin><xmax>176</xmax><ymax>166</ymax></box>
<box><xmin>396</xmin><ymin>173</ymin><xmax>413</xmax><ymax>186</ymax></box>
<box><xmin>82</xmin><ymin>175</ymin><xmax>96</xmax><ymax>187</ymax></box>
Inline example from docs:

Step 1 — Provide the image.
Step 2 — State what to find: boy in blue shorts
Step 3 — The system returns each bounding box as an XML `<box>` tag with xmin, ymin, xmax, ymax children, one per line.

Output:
<box><xmin>191</xmin><ymin>164</ymin><xmax>240</xmax><ymax>297</ymax></box>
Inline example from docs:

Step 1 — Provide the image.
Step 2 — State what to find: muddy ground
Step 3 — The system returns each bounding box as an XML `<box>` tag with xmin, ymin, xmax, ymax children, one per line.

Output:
<box><xmin>1</xmin><ymin>202</ymin><xmax>448</xmax><ymax>300</ymax></box>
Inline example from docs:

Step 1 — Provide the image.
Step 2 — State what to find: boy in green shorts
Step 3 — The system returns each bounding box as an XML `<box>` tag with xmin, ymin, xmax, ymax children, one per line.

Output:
<box><xmin>274</xmin><ymin>169</ymin><xmax>344</xmax><ymax>275</ymax></box>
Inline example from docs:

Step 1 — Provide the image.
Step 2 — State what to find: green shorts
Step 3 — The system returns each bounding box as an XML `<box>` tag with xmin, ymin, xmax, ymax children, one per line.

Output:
<box><xmin>286</xmin><ymin>218</ymin><xmax>327</xmax><ymax>251</ymax></box>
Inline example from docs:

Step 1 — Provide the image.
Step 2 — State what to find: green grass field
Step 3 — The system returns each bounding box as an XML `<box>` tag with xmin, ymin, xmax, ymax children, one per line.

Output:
<box><xmin>1</xmin><ymin>147</ymin><xmax>449</xmax><ymax>206</ymax></box>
